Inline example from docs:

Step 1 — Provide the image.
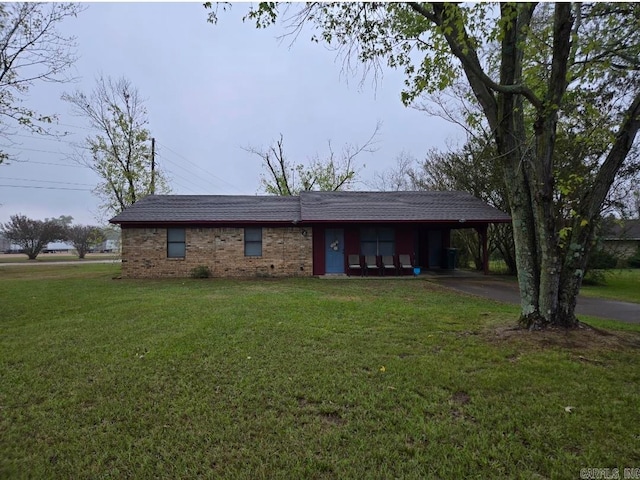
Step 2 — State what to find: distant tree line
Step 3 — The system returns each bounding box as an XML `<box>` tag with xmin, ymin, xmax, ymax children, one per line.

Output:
<box><xmin>0</xmin><ymin>214</ymin><xmax>111</xmax><ymax>260</ymax></box>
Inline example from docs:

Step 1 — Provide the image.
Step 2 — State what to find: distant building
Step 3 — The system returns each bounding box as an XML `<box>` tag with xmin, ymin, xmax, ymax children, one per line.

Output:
<box><xmin>0</xmin><ymin>234</ymin><xmax>11</xmax><ymax>253</ymax></box>
<box><xmin>43</xmin><ymin>242</ymin><xmax>74</xmax><ymax>254</ymax></box>
<box><xmin>602</xmin><ymin>219</ymin><xmax>640</xmax><ymax>258</ymax></box>
<box><xmin>97</xmin><ymin>228</ymin><xmax>121</xmax><ymax>253</ymax></box>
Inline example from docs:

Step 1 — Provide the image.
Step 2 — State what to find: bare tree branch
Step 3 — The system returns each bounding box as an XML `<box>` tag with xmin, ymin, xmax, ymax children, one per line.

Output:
<box><xmin>245</xmin><ymin>122</ymin><xmax>381</xmax><ymax>195</ymax></box>
<box><xmin>63</xmin><ymin>75</ymin><xmax>170</xmax><ymax>216</ymax></box>
<box><xmin>0</xmin><ymin>3</ymin><xmax>83</xmax><ymax>162</ymax></box>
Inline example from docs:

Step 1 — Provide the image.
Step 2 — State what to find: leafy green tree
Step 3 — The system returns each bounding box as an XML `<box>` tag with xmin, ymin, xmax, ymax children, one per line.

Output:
<box><xmin>66</xmin><ymin>224</ymin><xmax>105</xmax><ymax>259</ymax></box>
<box><xmin>246</xmin><ymin>125</ymin><xmax>379</xmax><ymax>195</ymax></box>
<box><xmin>412</xmin><ymin>139</ymin><xmax>517</xmax><ymax>275</ymax></box>
<box><xmin>0</xmin><ymin>3</ymin><xmax>82</xmax><ymax>164</ymax></box>
<box><xmin>0</xmin><ymin>214</ymin><xmax>67</xmax><ymax>259</ymax></box>
<box><xmin>209</xmin><ymin>3</ymin><xmax>640</xmax><ymax>328</ymax></box>
<box><xmin>63</xmin><ymin>76</ymin><xmax>170</xmax><ymax>217</ymax></box>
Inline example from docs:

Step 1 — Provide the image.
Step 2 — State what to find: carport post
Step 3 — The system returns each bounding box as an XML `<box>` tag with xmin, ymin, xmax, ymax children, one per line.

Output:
<box><xmin>476</xmin><ymin>225</ymin><xmax>489</xmax><ymax>275</ymax></box>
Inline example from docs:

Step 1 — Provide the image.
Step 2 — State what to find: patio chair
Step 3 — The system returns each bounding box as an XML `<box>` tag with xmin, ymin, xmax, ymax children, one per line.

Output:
<box><xmin>364</xmin><ymin>255</ymin><xmax>379</xmax><ymax>276</ymax></box>
<box><xmin>398</xmin><ymin>254</ymin><xmax>413</xmax><ymax>275</ymax></box>
<box><xmin>381</xmin><ymin>255</ymin><xmax>397</xmax><ymax>276</ymax></box>
<box><xmin>347</xmin><ymin>254</ymin><xmax>363</xmax><ymax>276</ymax></box>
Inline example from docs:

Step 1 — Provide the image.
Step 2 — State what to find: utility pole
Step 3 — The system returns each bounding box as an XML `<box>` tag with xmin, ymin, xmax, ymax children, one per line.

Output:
<box><xmin>150</xmin><ymin>137</ymin><xmax>156</xmax><ymax>194</ymax></box>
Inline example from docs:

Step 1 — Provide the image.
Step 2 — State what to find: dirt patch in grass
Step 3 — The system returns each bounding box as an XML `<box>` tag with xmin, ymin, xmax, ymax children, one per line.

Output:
<box><xmin>319</xmin><ymin>410</ymin><xmax>347</xmax><ymax>426</ymax></box>
<box><xmin>487</xmin><ymin>322</ymin><xmax>640</xmax><ymax>351</ymax></box>
<box><xmin>451</xmin><ymin>390</ymin><xmax>471</xmax><ymax>405</ymax></box>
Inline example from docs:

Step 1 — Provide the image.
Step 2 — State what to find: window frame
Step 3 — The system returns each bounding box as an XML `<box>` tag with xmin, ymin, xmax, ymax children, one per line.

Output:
<box><xmin>359</xmin><ymin>227</ymin><xmax>395</xmax><ymax>256</ymax></box>
<box><xmin>244</xmin><ymin>227</ymin><xmax>262</xmax><ymax>257</ymax></box>
<box><xmin>167</xmin><ymin>228</ymin><xmax>186</xmax><ymax>258</ymax></box>
<box><xmin>377</xmin><ymin>227</ymin><xmax>395</xmax><ymax>256</ymax></box>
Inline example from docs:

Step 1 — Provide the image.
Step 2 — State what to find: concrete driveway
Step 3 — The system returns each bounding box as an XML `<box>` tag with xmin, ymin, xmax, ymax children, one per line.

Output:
<box><xmin>431</xmin><ymin>275</ymin><xmax>640</xmax><ymax>324</ymax></box>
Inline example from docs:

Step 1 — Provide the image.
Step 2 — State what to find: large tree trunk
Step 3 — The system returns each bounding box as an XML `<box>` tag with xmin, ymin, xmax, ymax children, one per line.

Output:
<box><xmin>420</xmin><ymin>2</ymin><xmax>638</xmax><ymax>329</ymax></box>
<box><xmin>556</xmin><ymin>91</ymin><xmax>640</xmax><ymax>324</ymax></box>
<box><xmin>531</xmin><ymin>3</ymin><xmax>574</xmax><ymax>327</ymax></box>
<box><xmin>557</xmin><ymin>222</ymin><xmax>594</xmax><ymax>326</ymax></box>
<box><xmin>495</xmin><ymin>4</ymin><xmax>544</xmax><ymax>326</ymax></box>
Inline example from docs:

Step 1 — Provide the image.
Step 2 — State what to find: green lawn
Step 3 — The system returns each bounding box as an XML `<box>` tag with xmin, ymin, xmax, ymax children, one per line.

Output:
<box><xmin>0</xmin><ymin>253</ymin><xmax>118</xmax><ymax>263</ymax></box>
<box><xmin>580</xmin><ymin>269</ymin><xmax>640</xmax><ymax>303</ymax></box>
<box><xmin>483</xmin><ymin>266</ymin><xmax>639</xmax><ymax>304</ymax></box>
<box><xmin>1</xmin><ymin>265</ymin><xmax>639</xmax><ymax>479</ymax></box>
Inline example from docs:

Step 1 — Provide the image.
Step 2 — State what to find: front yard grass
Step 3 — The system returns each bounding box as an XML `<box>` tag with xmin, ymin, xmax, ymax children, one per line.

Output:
<box><xmin>485</xmin><ymin>267</ymin><xmax>640</xmax><ymax>304</ymax></box>
<box><xmin>1</xmin><ymin>264</ymin><xmax>639</xmax><ymax>479</ymax></box>
<box><xmin>0</xmin><ymin>253</ymin><xmax>118</xmax><ymax>263</ymax></box>
<box><xmin>580</xmin><ymin>268</ymin><xmax>640</xmax><ymax>303</ymax></box>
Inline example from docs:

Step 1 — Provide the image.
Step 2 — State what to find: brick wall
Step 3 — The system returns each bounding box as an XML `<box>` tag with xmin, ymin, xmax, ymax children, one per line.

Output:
<box><xmin>602</xmin><ymin>239</ymin><xmax>639</xmax><ymax>260</ymax></box>
<box><xmin>121</xmin><ymin>226</ymin><xmax>313</xmax><ymax>278</ymax></box>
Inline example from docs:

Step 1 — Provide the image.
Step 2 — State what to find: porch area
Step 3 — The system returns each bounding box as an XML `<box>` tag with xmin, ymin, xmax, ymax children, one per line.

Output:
<box><xmin>312</xmin><ymin>223</ymin><xmax>495</xmax><ymax>277</ymax></box>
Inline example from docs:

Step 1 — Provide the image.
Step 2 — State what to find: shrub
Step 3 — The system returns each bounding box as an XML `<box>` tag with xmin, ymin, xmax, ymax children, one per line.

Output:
<box><xmin>628</xmin><ymin>247</ymin><xmax>640</xmax><ymax>268</ymax></box>
<box><xmin>190</xmin><ymin>265</ymin><xmax>211</xmax><ymax>279</ymax></box>
<box><xmin>587</xmin><ymin>249</ymin><xmax>618</xmax><ymax>270</ymax></box>
<box><xmin>628</xmin><ymin>255</ymin><xmax>640</xmax><ymax>268</ymax></box>
<box><xmin>582</xmin><ymin>269</ymin><xmax>607</xmax><ymax>286</ymax></box>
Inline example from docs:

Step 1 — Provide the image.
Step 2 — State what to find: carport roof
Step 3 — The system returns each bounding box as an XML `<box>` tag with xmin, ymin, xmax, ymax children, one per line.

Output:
<box><xmin>299</xmin><ymin>191</ymin><xmax>511</xmax><ymax>223</ymax></box>
<box><xmin>109</xmin><ymin>191</ymin><xmax>511</xmax><ymax>225</ymax></box>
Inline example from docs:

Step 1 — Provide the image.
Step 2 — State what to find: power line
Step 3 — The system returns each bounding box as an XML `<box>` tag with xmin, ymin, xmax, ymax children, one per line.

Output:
<box><xmin>166</xmin><ymin>177</ymin><xmax>201</xmax><ymax>195</ymax></box>
<box><xmin>2</xmin><ymin>143</ymin><xmax>93</xmax><ymax>155</ymax></box>
<box><xmin>3</xmin><ymin>145</ymin><xmax>69</xmax><ymax>155</ymax></box>
<box><xmin>156</xmin><ymin>140</ymin><xmax>244</xmax><ymax>193</ymax></box>
<box><xmin>0</xmin><ymin>184</ymin><xmax>93</xmax><ymax>191</ymax></box>
<box><xmin>3</xmin><ymin>159</ymin><xmax>87</xmax><ymax>168</ymax></box>
<box><xmin>55</xmin><ymin>121</ymin><xmax>95</xmax><ymax>132</ymax></box>
<box><xmin>158</xmin><ymin>153</ymin><xmax>215</xmax><ymax>193</ymax></box>
<box><xmin>160</xmin><ymin>161</ymin><xmax>207</xmax><ymax>194</ymax></box>
<box><xmin>8</xmin><ymin>132</ymin><xmax>84</xmax><ymax>142</ymax></box>
<box><xmin>1</xmin><ymin>176</ymin><xmax>94</xmax><ymax>187</ymax></box>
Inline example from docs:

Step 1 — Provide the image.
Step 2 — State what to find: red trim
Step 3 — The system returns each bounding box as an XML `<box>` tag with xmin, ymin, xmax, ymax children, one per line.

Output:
<box><xmin>296</xmin><ymin>219</ymin><xmax>511</xmax><ymax>225</ymax></box>
<box><xmin>480</xmin><ymin>225</ymin><xmax>489</xmax><ymax>275</ymax></box>
<box><xmin>312</xmin><ymin>226</ymin><xmax>325</xmax><ymax>275</ymax></box>
<box><xmin>111</xmin><ymin>219</ymin><xmax>511</xmax><ymax>226</ymax></box>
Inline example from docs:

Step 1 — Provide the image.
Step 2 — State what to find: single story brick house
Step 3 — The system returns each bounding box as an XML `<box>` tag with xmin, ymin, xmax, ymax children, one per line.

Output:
<box><xmin>109</xmin><ymin>191</ymin><xmax>511</xmax><ymax>278</ymax></box>
<box><xmin>601</xmin><ymin>219</ymin><xmax>640</xmax><ymax>258</ymax></box>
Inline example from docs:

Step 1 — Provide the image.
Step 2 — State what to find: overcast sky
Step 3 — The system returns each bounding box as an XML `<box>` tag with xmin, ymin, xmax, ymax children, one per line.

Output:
<box><xmin>0</xmin><ymin>3</ymin><xmax>462</xmax><ymax>226</ymax></box>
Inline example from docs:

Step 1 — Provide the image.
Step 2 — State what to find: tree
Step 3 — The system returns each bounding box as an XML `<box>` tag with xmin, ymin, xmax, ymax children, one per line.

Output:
<box><xmin>245</xmin><ymin>124</ymin><xmax>380</xmax><ymax>195</ymax></box>
<box><xmin>413</xmin><ymin>79</ymin><xmax>640</xmax><ymax>270</ymax></box>
<box><xmin>0</xmin><ymin>3</ymin><xmax>82</xmax><ymax>164</ymax></box>
<box><xmin>411</xmin><ymin>139</ymin><xmax>518</xmax><ymax>275</ymax></box>
<box><xmin>66</xmin><ymin>224</ymin><xmax>105</xmax><ymax>259</ymax></box>
<box><xmin>369</xmin><ymin>151</ymin><xmax>416</xmax><ymax>192</ymax></box>
<box><xmin>63</xmin><ymin>76</ymin><xmax>170</xmax><ymax>217</ymax></box>
<box><xmin>209</xmin><ymin>3</ymin><xmax>640</xmax><ymax>328</ymax></box>
<box><xmin>372</xmin><ymin>143</ymin><xmax>517</xmax><ymax>273</ymax></box>
<box><xmin>0</xmin><ymin>214</ymin><xmax>67</xmax><ymax>259</ymax></box>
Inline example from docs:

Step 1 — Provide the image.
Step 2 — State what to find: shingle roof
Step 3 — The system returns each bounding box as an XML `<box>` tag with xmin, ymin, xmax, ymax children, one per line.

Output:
<box><xmin>109</xmin><ymin>191</ymin><xmax>511</xmax><ymax>225</ymax></box>
<box><xmin>299</xmin><ymin>191</ymin><xmax>511</xmax><ymax>222</ymax></box>
<box><xmin>109</xmin><ymin>195</ymin><xmax>302</xmax><ymax>224</ymax></box>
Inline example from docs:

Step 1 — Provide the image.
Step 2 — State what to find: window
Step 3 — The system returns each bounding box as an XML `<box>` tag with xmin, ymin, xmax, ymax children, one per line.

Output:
<box><xmin>360</xmin><ymin>227</ymin><xmax>395</xmax><ymax>256</ymax></box>
<box><xmin>360</xmin><ymin>227</ymin><xmax>378</xmax><ymax>256</ymax></box>
<box><xmin>167</xmin><ymin>228</ymin><xmax>186</xmax><ymax>258</ymax></box>
<box><xmin>378</xmin><ymin>227</ymin><xmax>395</xmax><ymax>256</ymax></box>
<box><xmin>244</xmin><ymin>227</ymin><xmax>262</xmax><ymax>257</ymax></box>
